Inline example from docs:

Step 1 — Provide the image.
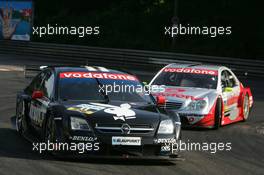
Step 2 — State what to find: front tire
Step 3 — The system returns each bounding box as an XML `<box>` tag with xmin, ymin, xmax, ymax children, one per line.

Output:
<box><xmin>44</xmin><ymin>116</ymin><xmax>60</xmax><ymax>155</ymax></box>
<box><xmin>213</xmin><ymin>99</ymin><xmax>222</xmax><ymax>129</ymax></box>
<box><xmin>44</xmin><ymin>116</ymin><xmax>56</xmax><ymax>143</ymax></box>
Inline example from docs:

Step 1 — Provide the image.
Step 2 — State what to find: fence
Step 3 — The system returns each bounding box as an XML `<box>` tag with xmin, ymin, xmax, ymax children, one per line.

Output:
<box><xmin>0</xmin><ymin>40</ymin><xmax>263</xmax><ymax>76</ymax></box>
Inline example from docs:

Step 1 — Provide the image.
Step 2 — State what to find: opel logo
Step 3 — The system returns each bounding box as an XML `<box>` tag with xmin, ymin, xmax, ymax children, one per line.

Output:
<box><xmin>121</xmin><ymin>123</ymin><xmax>131</xmax><ymax>134</ymax></box>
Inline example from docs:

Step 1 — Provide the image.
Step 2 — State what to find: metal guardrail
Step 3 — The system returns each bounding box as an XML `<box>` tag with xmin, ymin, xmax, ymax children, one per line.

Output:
<box><xmin>0</xmin><ymin>40</ymin><xmax>263</xmax><ymax>76</ymax></box>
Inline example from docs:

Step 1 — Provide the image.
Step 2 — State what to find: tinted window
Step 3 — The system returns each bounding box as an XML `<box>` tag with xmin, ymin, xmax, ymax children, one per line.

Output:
<box><xmin>58</xmin><ymin>73</ymin><xmax>153</xmax><ymax>104</ymax></box>
<box><xmin>40</xmin><ymin>71</ymin><xmax>55</xmax><ymax>99</ymax></box>
<box><xmin>25</xmin><ymin>71</ymin><xmax>46</xmax><ymax>95</ymax></box>
<box><xmin>153</xmin><ymin>72</ymin><xmax>218</xmax><ymax>89</ymax></box>
<box><xmin>59</xmin><ymin>78</ymin><xmax>104</xmax><ymax>101</ymax></box>
<box><xmin>221</xmin><ymin>70</ymin><xmax>237</xmax><ymax>89</ymax></box>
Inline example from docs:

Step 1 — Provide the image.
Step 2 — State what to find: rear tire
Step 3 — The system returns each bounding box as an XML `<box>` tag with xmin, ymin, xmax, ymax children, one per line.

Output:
<box><xmin>213</xmin><ymin>99</ymin><xmax>222</xmax><ymax>129</ymax></box>
<box><xmin>16</xmin><ymin>101</ymin><xmax>27</xmax><ymax>134</ymax></box>
<box><xmin>243</xmin><ymin>94</ymin><xmax>250</xmax><ymax>121</ymax></box>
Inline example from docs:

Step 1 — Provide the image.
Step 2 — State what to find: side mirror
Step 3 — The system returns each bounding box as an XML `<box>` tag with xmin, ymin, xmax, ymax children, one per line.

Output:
<box><xmin>32</xmin><ymin>90</ymin><xmax>44</xmax><ymax>100</ymax></box>
<box><xmin>156</xmin><ymin>95</ymin><xmax>166</xmax><ymax>105</ymax></box>
<box><xmin>224</xmin><ymin>87</ymin><xmax>233</xmax><ymax>93</ymax></box>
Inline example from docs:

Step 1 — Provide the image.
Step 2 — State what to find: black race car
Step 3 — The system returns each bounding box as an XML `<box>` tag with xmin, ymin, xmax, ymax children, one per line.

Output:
<box><xmin>16</xmin><ymin>66</ymin><xmax>181</xmax><ymax>159</ymax></box>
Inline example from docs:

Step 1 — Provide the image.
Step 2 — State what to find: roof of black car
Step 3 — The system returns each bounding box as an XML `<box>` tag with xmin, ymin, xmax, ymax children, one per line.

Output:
<box><xmin>52</xmin><ymin>66</ymin><xmax>131</xmax><ymax>74</ymax></box>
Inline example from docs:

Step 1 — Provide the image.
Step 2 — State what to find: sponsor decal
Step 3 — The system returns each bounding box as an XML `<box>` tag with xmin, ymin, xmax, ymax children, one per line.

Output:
<box><xmin>104</xmin><ymin>103</ymin><xmax>136</xmax><ymax>121</ymax></box>
<box><xmin>153</xmin><ymin>87</ymin><xmax>205</xmax><ymax>100</ymax></box>
<box><xmin>60</xmin><ymin>72</ymin><xmax>137</xmax><ymax>81</ymax></box>
<box><xmin>154</xmin><ymin>138</ymin><xmax>177</xmax><ymax>144</ymax></box>
<box><xmin>227</xmin><ymin>96</ymin><xmax>239</xmax><ymax>106</ymax></box>
<box><xmin>68</xmin><ymin>104</ymin><xmax>106</xmax><ymax>115</ymax></box>
<box><xmin>153</xmin><ymin>92</ymin><xmax>203</xmax><ymax>101</ymax></box>
<box><xmin>112</xmin><ymin>136</ymin><xmax>141</xmax><ymax>146</ymax></box>
<box><xmin>67</xmin><ymin>103</ymin><xmax>137</xmax><ymax>121</ymax></box>
<box><xmin>29</xmin><ymin>104</ymin><xmax>46</xmax><ymax>127</ymax></box>
<box><xmin>70</xmin><ymin>136</ymin><xmax>98</xmax><ymax>142</ymax></box>
<box><xmin>164</xmin><ymin>68</ymin><xmax>218</xmax><ymax>75</ymax></box>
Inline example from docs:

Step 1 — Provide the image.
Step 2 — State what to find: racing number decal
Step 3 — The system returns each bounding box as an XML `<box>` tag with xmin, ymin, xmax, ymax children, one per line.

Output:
<box><xmin>223</xmin><ymin>87</ymin><xmax>240</xmax><ymax>120</ymax></box>
<box><xmin>29</xmin><ymin>99</ymin><xmax>48</xmax><ymax>128</ymax></box>
<box><xmin>221</xmin><ymin>70</ymin><xmax>241</xmax><ymax>121</ymax></box>
<box><xmin>67</xmin><ymin>104</ymin><xmax>106</xmax><ymax>115</ymax></box>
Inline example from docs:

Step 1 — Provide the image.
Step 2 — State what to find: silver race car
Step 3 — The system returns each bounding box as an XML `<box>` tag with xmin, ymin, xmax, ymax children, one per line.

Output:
<box><xmin>150</xmin><ymin>63</ymin><xmax>253</xmax><ymax>129</ymax></box>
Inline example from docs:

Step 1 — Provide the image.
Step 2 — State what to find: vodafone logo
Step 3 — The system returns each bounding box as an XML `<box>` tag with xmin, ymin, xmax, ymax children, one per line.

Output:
<box><xmin>164</xmin><ymin>68</ymin><xmax>218</xmax><ymax>75</ymax></box>
<box><xmin>60</xmin><ymin>72</ymin><xmax>137</xmax><ymax>81</ymax></box>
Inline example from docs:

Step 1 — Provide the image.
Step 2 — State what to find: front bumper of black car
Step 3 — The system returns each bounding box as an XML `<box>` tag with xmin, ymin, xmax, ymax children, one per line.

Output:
<box><xmin>59</xmin><ymin>131</ymin><xmax>180</xmax><ymax>159</ymax></box>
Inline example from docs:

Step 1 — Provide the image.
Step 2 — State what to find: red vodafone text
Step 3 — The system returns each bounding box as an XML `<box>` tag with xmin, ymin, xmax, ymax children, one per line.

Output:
<box><xmin>60</xmin><ymin>72</ymin><xmax>137</xmax><ymax>81</ymax></box>
<box><xmin>164</xmin><ymin>68</ymin><xmax>218</xmax><ymax>75</ymax></box>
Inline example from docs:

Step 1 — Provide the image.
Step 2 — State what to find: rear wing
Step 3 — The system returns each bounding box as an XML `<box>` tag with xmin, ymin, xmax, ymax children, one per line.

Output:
<box><xmin>23</xmin><ymin>64</ymin><xmax>84</xmax><ymax>78</ymax></box>
<box><xmin>23</xmin><ymin>65</ymin><xmax>47</xmax><ymax>78</ymax></box>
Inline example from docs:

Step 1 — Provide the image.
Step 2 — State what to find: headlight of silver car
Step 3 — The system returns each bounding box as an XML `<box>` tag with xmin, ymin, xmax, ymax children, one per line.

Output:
<box><xmin>186</xmin><ymin>98</ymin><xmax>208</xmax><ymax>111</ymax></box>
<box><xmin>70</xmin><ymin>117</ymin><xmax>90</xmax><ymax>131</ymax></box>
<box><xmin>158</xmin><ymin>119</ymin><xmax>174</xmax><ymax>134</ymax></box>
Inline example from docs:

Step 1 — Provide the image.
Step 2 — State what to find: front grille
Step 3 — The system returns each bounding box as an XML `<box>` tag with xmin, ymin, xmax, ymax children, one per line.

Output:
<box><xmin>159</xmin><ymin>101</ymin><xmax>183</xmax><ymax>110</ymax></box>
<box><xmin>95</xmin><ymin>123</ymin><xmax>154</xmax><ymax>134</ymax></box>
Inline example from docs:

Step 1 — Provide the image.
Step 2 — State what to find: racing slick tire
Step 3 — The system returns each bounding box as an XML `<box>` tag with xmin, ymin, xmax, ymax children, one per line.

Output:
<box><xmin>242</xmin><ymin>94</ymin><xmax>250</xmax><ymax>121</ymax></box>
<box><xmin>16</xmin><ymin>100</ymin><xmax>28</xmax><ymax>135</ymax></box>
<box><xmin>213</xmin><ymin>98</ymin><xmax>222</xmax><ymax>129</ymax></box>
<box><xmin>44</xmin><ymin>116</ymin><xmax>58</xmax><ymax>155</ymax></box>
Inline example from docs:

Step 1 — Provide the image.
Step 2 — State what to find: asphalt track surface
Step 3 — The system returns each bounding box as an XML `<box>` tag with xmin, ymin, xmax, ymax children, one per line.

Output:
<box><xmin>0</xmin><ymin>54</ymin><xmax>264</xmax><ymax>175</ymax></box>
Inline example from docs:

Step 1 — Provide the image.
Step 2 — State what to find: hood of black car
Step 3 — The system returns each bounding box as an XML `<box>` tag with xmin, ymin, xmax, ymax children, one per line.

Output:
<box><xmin>62</xmin><ymin>101</ymin><xmax>162</xmax><ymax>128</ymax></box>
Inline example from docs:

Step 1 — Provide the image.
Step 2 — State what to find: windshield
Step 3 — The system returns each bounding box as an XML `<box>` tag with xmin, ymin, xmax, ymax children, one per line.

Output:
<box><xmin>58</xmin><ymin>72</ymin><xmax>154</xmax><ymax>104</ymax></box>
<box><xmin>152</xmin><ymin>71</ymin><xmax>218</xmax><ymax>89</ymax></box>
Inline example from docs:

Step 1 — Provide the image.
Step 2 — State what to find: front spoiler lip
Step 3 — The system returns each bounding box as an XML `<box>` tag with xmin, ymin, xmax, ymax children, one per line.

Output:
<box><xmin>177</xmin><ymin>113</ymin><xmax>211</xmax><ymax>128</ymax></box>
<box><xmin>181</xmin><ymin>125</ymin><xmax>214</xmax><ymax>129</ymax></box>
<box><xmin>53</xmin><ymin>152</ymin><xmax>183</xmax><ymax>161</ymax></box>
<box><xmin>179</xmin><ymin>113</ymin><xmax>216</xmax><ymax>128</ymax></box>
<box><xmin>68</xmin><ymin>130</ymin><xmax>177</xmax><ymax>144</ymax></box>
<box><xmin>66</xmin><ymin>133</ymin><xmax>179</xmax><ymax>158</ymax></box>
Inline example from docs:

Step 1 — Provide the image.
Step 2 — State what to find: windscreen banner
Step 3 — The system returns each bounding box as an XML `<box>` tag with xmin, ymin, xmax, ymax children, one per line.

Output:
<box><xmin>0</xmin><ymin>0</ymin><xmax>32</xmax><ymax>41</ymax></box>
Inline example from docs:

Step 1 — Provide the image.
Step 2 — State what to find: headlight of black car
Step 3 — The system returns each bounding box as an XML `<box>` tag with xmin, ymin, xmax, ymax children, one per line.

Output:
<box><xmin>157</xmin><ymin>119</ymin><xmax>174</xmax><ymax>134</ymax></box>
<box><xmin>70</xmin><ymin>117</ymin><xmax>90</xmax><ymax>131</ymax></box>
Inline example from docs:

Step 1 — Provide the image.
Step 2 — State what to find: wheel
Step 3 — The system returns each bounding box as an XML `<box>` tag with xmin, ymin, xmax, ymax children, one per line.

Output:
<box><xmin>243</xmin><ymin>94</ymin><xmax>250</xmax><ymax>121</ymax></box>
<box><xmin>44</xmin><ymin>116</ymin><xmax>58</xmax><ymax>154</ymax></box>
<box><xmin>213</xmin><ymin>99</ymin><xmax>222</xmax><ymax>129</ymax></box>
<box><xmin>16</xmin><ymin>101</ymin><xmax>27</xmax><ymax>134</ymax></box>
<box><xmin>44</xmin><ymin>116</ymin><xmax>56</xmax><ymax>143</ymax></box>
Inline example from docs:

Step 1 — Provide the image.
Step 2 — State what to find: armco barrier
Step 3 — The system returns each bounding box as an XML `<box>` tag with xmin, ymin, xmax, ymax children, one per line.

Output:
<box><xmin>0</xmin><ymin>40</ymin><xmax>263</xmax><ymax>76</ymax></box>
